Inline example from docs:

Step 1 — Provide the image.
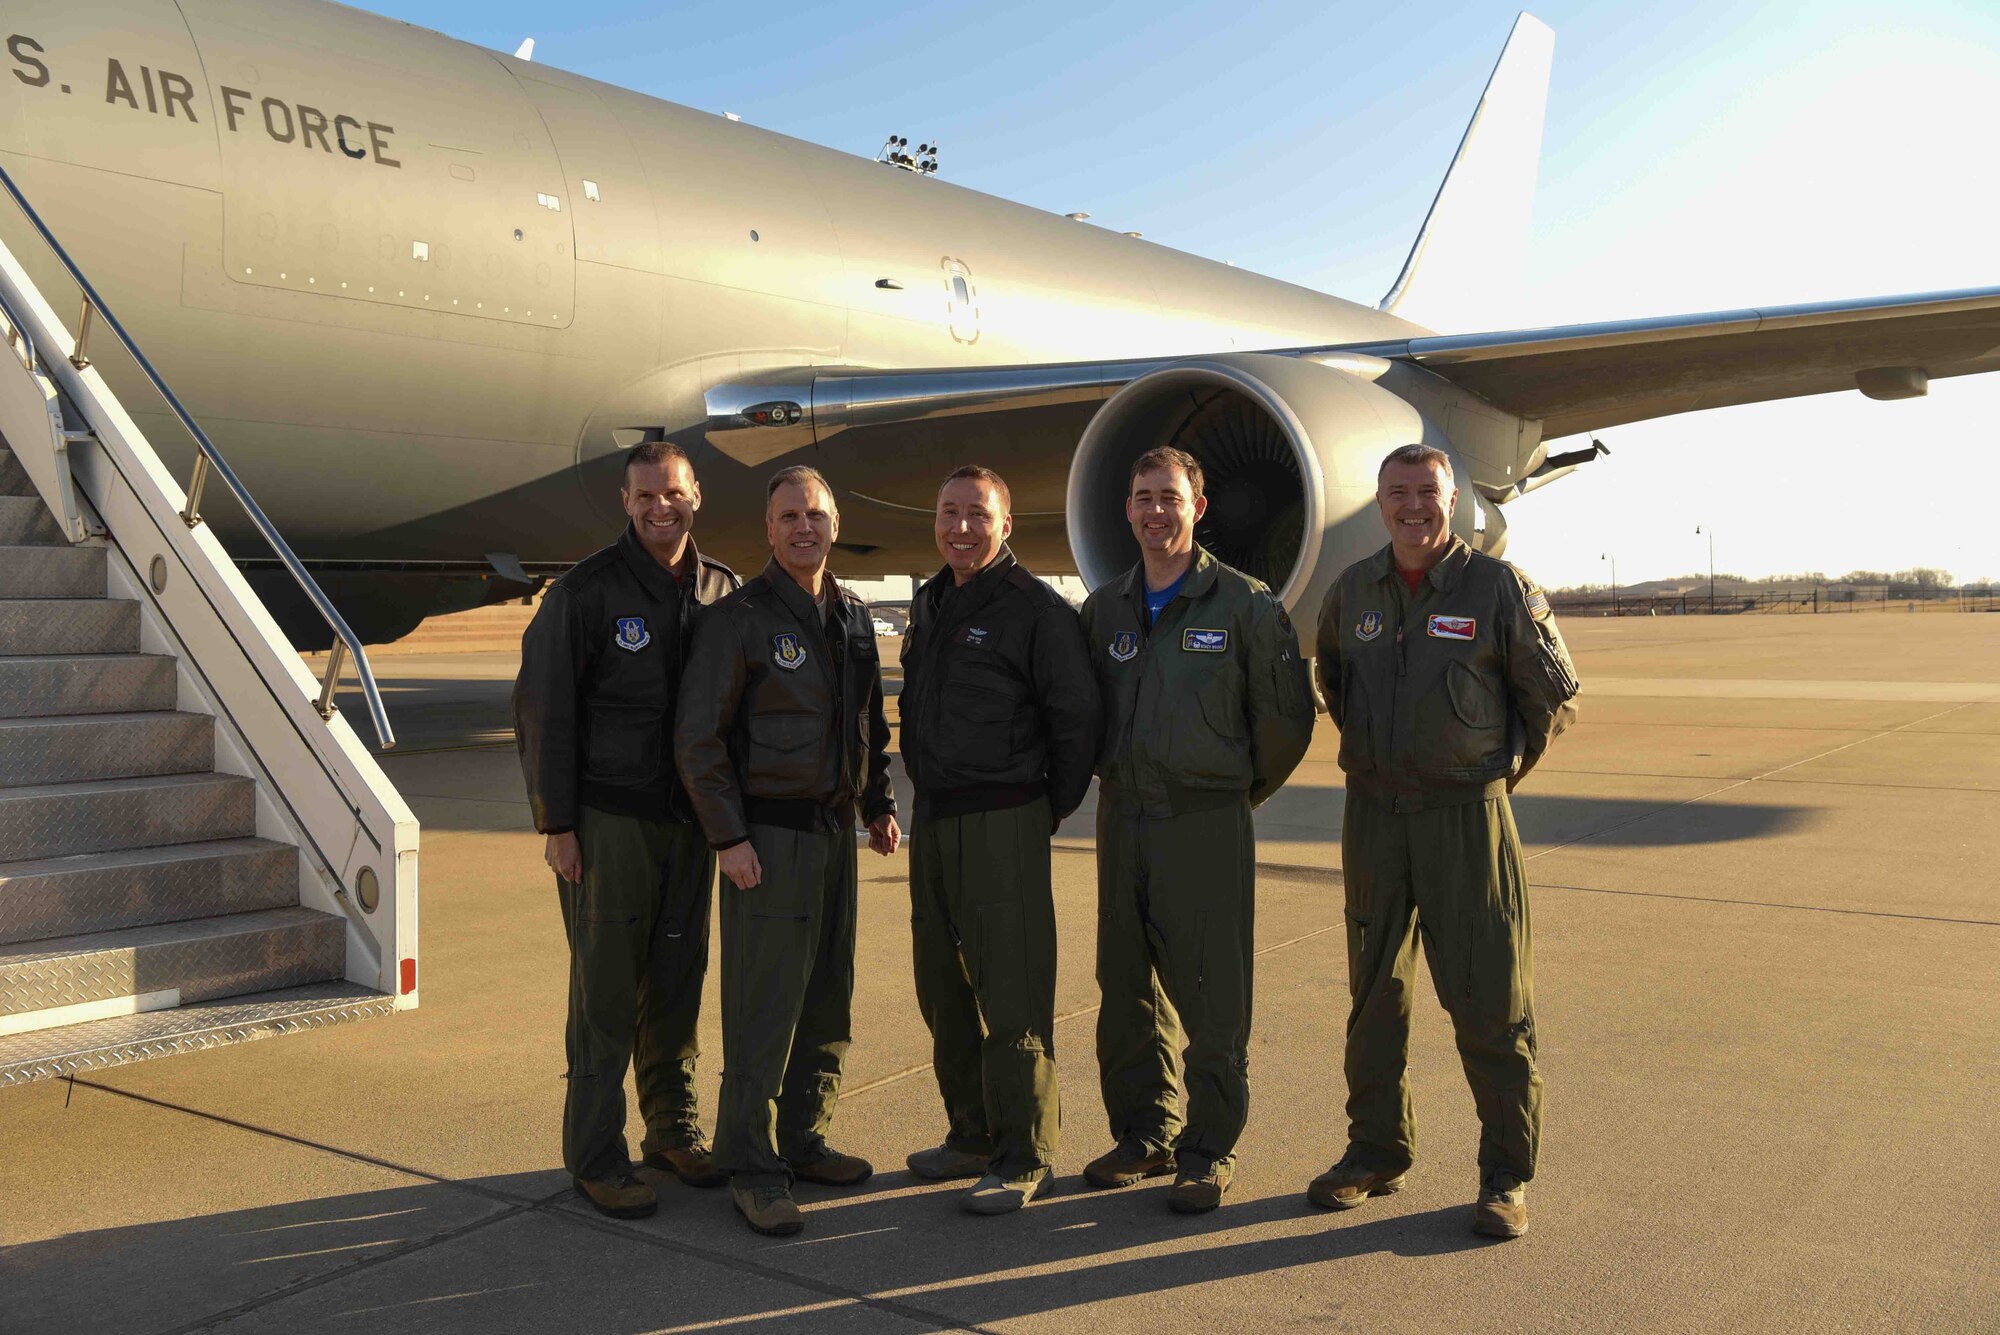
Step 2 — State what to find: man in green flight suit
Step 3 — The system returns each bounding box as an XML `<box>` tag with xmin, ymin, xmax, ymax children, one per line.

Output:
<box><xmin>1079</xmin><ymin>445</ymin><xmax>1316</xmax><ymax>1214</ymax></box>
<box><xmin>1309</xmin><ymin>443</ymin><xmax>1580</xmax><ymax>1240</ymax></box>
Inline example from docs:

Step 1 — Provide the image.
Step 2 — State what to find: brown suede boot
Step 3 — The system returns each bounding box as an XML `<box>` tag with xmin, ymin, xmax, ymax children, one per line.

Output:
<box><xmin>1083</xmin><ymin>1140</ymin><xmax>1175</xmax><ymax>1190</ymax></box>
<box><xmin>732</xmin><ymin>1183</ymin><xmax>804</xmax><ymax>1236</ymax></box>
<box><xmin>642</xmin><ymin>1135</ymin><xmax>728</xmax><ymax>1189</ymax></box>
<box><xmin>573</xmin><ymin>1171</ymin><xmax>657</xmax><ymax>1219</ymax></box>
<box><xmin>1307</xmin><ymin>1154</ymin><xmax>1409</xmax><ymax>1210</ymax></box>
<box><xmin>791</xmin><ymin>1144</ymin><xmax>874</xmax><ymax>1187</ymax></box>
<box><xmin>1473</xmin><ymin>1178</ymin><xmax>1528</xmax><ymax>1239</ymax></box>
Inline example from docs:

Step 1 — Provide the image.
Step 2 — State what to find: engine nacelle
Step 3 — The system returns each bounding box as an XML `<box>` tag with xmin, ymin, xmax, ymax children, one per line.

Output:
<box><xmin>1066</xmin><ymin>353</ymin><xmax>1482</xmax><ymax>646</ymax></box>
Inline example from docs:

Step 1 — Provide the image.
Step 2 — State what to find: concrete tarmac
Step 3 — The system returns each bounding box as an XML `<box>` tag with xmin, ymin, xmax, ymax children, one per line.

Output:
<box><xmin>2</xmin><ymin>613</ymin><xmax>1996</xmax><ymax>1333</ymax></box>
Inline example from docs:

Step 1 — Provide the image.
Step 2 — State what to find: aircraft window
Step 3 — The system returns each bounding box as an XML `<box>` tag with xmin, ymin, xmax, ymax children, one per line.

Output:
<box><xmin>582</xmin><ymin>180</ymin><xmax>600</xmax><ymax>203</ymax></box>
<box><xmin>536</xmin><ymin>193</ymin><xmax>562</xmax><ymax>211</ymax></box>
<box><xmin>411</xmin><ymin>240</ymin><xmax>430</xmax><ymax>262</ymax></box>
<box><xmin>952</xmin><ymin>275</ymin><xmax>970</xmax><ymax>305</ymax></box>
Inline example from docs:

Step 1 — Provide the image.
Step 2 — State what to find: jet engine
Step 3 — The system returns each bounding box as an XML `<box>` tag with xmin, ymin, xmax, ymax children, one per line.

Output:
<box><xmin>1065</xmin><ymin>353</ymin><xmax>1487</xmax><ymax>646</ymax></box>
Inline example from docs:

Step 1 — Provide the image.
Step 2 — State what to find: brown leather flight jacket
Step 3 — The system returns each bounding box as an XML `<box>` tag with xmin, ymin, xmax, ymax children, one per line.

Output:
<box><xmin>1316</xmin><ymin>537</ymin><xmax>1579</xmax><ymax>810</ymax></box>
<box><xmin>675</xmin><ymin>559</ymin><xmax>896</xmax><ymax>849</ymax></box>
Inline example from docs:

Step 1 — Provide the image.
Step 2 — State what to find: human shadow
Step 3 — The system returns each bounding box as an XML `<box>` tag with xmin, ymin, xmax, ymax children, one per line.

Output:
<box><xmin>3</xmin><ymin>1159</ymin><xmax>1489</xmax><ymax>1335</ymax></box>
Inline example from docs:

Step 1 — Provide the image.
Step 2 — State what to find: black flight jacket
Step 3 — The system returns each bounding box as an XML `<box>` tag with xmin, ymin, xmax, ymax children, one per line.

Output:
<box><xmin>513</xmin><ymin>526</ymin><xmax>739</xmax><ymax>834</ymax></box>
<box><xmin>899</xmin><ymin>548</ymin><xmax>1102</xmax><ymax>823</ymax></box>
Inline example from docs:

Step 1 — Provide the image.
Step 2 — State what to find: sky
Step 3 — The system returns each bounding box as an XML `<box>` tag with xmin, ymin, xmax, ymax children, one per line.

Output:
<box><xmin>380</xmin><ymin>0</ymin><xmax>2000</xmax><ymax>589</ymax></box>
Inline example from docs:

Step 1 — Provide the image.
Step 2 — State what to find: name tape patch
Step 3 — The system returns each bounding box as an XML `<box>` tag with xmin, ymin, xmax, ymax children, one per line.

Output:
<box><xmin>1183</xmin><ymin>628</ymin><xmax>1229</xmax><ymax>653</ymax></box>
<box><xmin>1427</xmin><ymin>615</ymin><xmax>1476</xmax><ymax>641</ymax></box>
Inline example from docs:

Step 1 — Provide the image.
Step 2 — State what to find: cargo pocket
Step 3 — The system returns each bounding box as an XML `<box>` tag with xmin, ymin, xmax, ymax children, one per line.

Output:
<box><xmin>1457</xmin><ymin>910</ymin><xmax>1526</xmax><ymax>1028</ymax></box>
<box><xmin>970</xmin><ymin>900</ymin><xmax>1032</xmax><ymax>1037</ymax></box>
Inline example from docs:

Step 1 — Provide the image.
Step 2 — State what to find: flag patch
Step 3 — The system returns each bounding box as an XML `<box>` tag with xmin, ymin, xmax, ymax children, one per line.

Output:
<box><xmin>1526</xmin><ymin>589</ymin><xmax>1550</xmax><ymax>618</ymax></box>
<box><xmin>1427</xmin><ymin>615</ymin><xmax>1476</xmax><ymax>641</ymax></box>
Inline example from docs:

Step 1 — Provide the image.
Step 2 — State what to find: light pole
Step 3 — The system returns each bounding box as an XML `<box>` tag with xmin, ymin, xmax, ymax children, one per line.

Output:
<box><xmin>1601</xmin><ymin>552</ymin><xmax>1617</xmax><ymax>616</ymax></box>
<box><xmin>1695</xmin><ymin>525</ymin><xmax>1714</xmax><ymax>613</ymax></box>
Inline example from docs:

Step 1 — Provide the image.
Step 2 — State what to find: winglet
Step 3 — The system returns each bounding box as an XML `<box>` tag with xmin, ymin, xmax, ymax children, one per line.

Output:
<box><xmin>514</xmin><ymin>37</ymin><xmax>536</xmax><ymax>61</ymax></box>
<box><xmin>1379</xmin><ymin>12</ymin><xmax>1553</xmax><ymax>334</ymax></box>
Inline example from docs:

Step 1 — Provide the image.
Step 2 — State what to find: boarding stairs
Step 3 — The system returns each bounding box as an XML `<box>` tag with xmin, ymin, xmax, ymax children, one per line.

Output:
<box><xmin>0</xmin><ymin>168</ymin><xmax>417</xmax><ymax>1085</ymax></box>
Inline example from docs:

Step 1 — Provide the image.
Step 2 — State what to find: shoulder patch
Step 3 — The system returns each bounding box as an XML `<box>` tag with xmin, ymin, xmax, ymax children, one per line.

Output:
<box><xmin>613</xmin><ymin>616</ymin><xmax>652</xmax><ymax>652</ymax></box>
<box><xmin>1526</xmin><ymin>588</ymin><xmax>1551</xmax><ymax>618</ymax></box>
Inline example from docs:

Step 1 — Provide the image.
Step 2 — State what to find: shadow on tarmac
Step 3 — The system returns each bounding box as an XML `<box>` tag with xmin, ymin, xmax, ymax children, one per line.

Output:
<box><xmin>8</xmin><ymin>1165</ymin><xmax>1491</xmax><ymax>1333</ymax></box>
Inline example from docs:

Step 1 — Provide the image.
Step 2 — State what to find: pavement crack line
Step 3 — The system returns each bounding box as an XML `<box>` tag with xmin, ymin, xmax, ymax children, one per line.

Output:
<box><xmin>543</xmin><ymin>1204</ymin><xmax>998</xmax><ymax>1335</ymax></box>
<box><xmin>1532</xmin><ymin>881</ymin><xmax>2000</xmax><ymax>927</ymax></box>
<box><xmin>154</xmin><ymin>1192</ymin><xmax>562</xmax><ymax>1335</ymax></box>
<box><xmin>70</xmin><ymin>1082</ymin><xmax>989</xmax><ymax>1334</ymax></box>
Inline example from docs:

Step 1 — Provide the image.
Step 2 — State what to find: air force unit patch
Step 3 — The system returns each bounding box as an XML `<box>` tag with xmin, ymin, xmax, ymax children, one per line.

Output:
<box><xmin>1183</xmin><ymin>628</ymin><xmax>1229</xmax><ymax>653</ymax></box>
<box><xmin>614</xmin><ymin>617</ymin><xmax>651</xmax><ymax>652</ymax></box>
<box><xmin>1427</xmin><ymin>614</ymin><xmax>1477</xmax><ymax>641</ymax></box>
<box><xmin>772</xmin><ymin>632</ymin><xmax>808</xmax><ymax>671</ymax></box>
<box><xmin>1108</xmin><ymin>630</ymin><xmax>1139</xmax><ymax>663</ymax></box>
<box><xmin>1356</xmin><ymin>611</ymin><xmax>1383</xmax><ymax>642</ymax></box>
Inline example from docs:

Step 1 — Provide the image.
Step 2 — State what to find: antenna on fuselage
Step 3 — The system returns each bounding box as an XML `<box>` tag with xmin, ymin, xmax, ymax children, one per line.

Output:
<box><xmin>513</xmin><ymin>37</ymin><xmax>536</xmax><ymax>61</ymax></box>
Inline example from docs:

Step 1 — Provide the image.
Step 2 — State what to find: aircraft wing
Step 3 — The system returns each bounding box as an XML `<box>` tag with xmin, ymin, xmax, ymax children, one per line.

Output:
<box><xmin>1342</xmin><ymin>284</ymin><xmax>2000</xmax><ymax>439</ymax></box>
<box><xmin>706</xmin><ymin>285</ymin><xmax>2000</xmax><ymax>472</ymax></box>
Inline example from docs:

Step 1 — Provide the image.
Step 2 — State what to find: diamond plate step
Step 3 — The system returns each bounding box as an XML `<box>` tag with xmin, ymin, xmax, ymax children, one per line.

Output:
<box><xmin>0</xmin><ymin>599</ymin><xmax>142</xmax><ymax>656</ymax></box>
<box><xmin>0</xmin><ymin>654</ymin><xmax>174</xmax><ymax>717</ymax></box>
<box><xmin>0</xmin><ymin>545</ymin><xmax>103</xmax><ymax>597</ymax></box>
<box><xmin>0</xmin><ymin>980</ymin><xmax>392</xmax><ymax>1085</ymax></box>
<box><xmin>0</xmin><ymin>906</ymin><xmax>342</xmax><ymax>1019</ymax></box>
<box><xmin>0</xmin><ymin>495</ymin><xmax>65</xmax><ymax>545</ymax></box>
<box><xmin>0</xmin><ymin>838</ymin><xmax>296</xmax><ymax>945</ymax></box>
<box><xmin>0</xmin><ymin>446</ymin><xmax>30</xmax><ymax>497</ymax></box>
<box><xmin>0</xmin><ymin>772</ymin><xmax>253</xmax><ymax>861</ymax></box>
<box><xmin>0</xmin><ymin>711</ymin><xmax>212</xmax><ymax>787</ymax></box>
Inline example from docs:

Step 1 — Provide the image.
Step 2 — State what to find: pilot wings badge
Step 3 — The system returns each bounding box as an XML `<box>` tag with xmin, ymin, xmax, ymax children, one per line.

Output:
<box><xmin>614</xmin><ymin>617</ymin><xmax>651</xmax><ymax>652</ymax></box>
<box><xmin>1356</xmin><ymin>611</ymin><xmax>1383</xmax><ymax>642</ymax></box>
<box><xmin>1108</xmin><ymin>630</ymin><xmax>1139</xmax><ymax>663</ymax></box>
<box><xmin>772</xmin><ymin>632</ymin><xmax>808</xmax><ymax>671</ymax></box>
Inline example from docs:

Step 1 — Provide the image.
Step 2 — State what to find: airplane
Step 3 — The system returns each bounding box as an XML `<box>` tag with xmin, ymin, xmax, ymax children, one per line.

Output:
<box><xmin>1</xmin><ymin>1</ymin><xmax>1995</xmax><ymax>650</ymax></box>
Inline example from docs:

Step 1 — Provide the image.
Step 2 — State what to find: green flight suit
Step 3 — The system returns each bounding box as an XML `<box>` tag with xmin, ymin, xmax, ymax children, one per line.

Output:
<box><xmin>908</xmin><ymin>798</ymin><xmax>1062</xmax><ymax>1177</ymax></box>
<box><xmin>1316</xmin><ymin>536</ymin><xmax>1579</xmax><ymax>1187</ymax></box>
<box><xmin>675</xmin><ymin>562</ymin><xmax>897</xmax><ymax>1188</ymax></box>
<box><xmin>558</xmin><ymin>806</ymin><xmax>715</xmax><ymax>1180</ymax></box>
<box><xmin>1080</xmin><ymin>546</ymin><xmax>1315</xmax><ymax>1167</ymax></box>
<box><xmin>716</xmin><ymin>817</ymin><xmax>858</xmax><ymax>1187</ymax></box>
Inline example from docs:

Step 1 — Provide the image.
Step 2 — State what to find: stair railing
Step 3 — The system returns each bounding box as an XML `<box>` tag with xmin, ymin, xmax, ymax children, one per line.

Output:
<box><xmin>0</xmin><ymin>163</ymin><xmax>393</xmax><ymax>749</ymax></box>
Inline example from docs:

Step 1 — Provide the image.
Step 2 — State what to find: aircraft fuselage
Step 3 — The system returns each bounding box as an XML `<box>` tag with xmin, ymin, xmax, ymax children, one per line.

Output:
<box><xmin>0</xmin><ymin>0</ymin><xmax>1429</xmax><ymax>588</ymax></box>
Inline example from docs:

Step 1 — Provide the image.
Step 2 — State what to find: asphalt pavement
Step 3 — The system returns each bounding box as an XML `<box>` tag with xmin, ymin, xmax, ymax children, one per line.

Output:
<box><xmin>3</xmin><ymin>611</ymin><xmax>1996</xmax><ymax>1333</ymax></box>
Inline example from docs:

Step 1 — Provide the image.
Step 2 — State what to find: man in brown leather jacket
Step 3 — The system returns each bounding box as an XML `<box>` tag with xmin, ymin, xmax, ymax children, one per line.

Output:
<box><xmin>1308</xmin><ymin>443</ymin><xmax>1579</xmax><ymax>1240</ymax></box>
<box><xmin>514</xmin><ymin>442</ymin><xmax>739</xmax><ymax>1220</ymax></box>
<box><xmin>674</xmin><ymin>465</ymin><xmax>899</xmax><ymax>1237</ymax></box>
